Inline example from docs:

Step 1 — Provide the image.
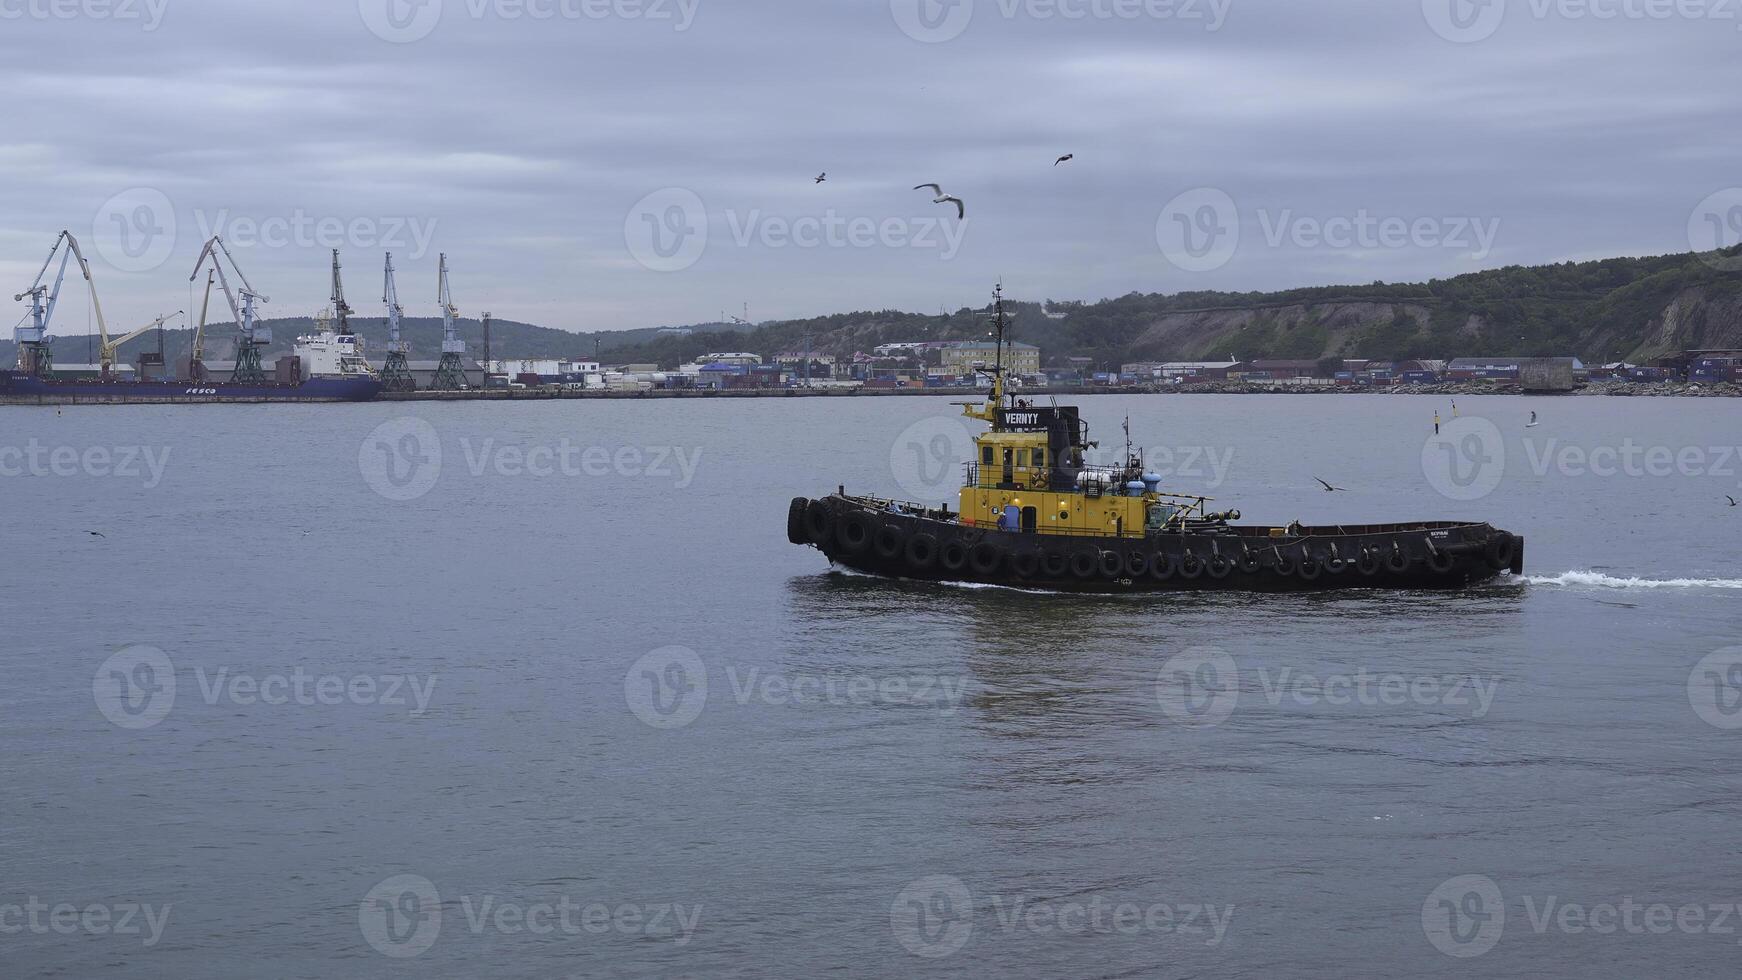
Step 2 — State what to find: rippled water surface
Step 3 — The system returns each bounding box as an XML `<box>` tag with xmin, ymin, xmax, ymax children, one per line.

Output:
<box><xmin>4</xmin><ymin>393</ymin><xmax>1740</xmax><ymax>978</ymax></box>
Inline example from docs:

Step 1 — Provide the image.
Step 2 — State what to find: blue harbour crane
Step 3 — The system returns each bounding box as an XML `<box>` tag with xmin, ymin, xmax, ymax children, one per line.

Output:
<box><xmin>379</xmin><ymin>252</ymin><xmax>416</xmax><ymax>391</ymax></box>
<box><xmin>189</xmin><ymin>236</ymin><xmax>271</xmax><ymax>383</ymax></box>
<box><xmin>12</xmin><ymin>230</ymin><xmax>108</xmax><ymax>379</ymax></box>
<box><xmin>429</xmin><ymin>253</ymin><xmax>469</xmax><ymax>391</ymax></box>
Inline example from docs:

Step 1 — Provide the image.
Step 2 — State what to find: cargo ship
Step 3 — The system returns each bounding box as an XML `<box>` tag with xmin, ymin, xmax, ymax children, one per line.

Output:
<box><xmin>787</xmin><ymin>285</ymin><xmax>1525</xmax><ymax>592</ymax></box>
<box><xmin>4</xmin><ymin>231</ymin><xmax>381</xmax><ymax>405</ymax></box>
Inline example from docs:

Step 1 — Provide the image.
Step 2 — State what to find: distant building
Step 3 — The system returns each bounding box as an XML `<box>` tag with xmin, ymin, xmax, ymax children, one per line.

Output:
<box><xmin>940</xmin><ymin>341</ymin><xmax>1040</xmax><ymax>377</ymax></box>
<box><xmin>695</xmin><ymin>352</ymin><xmax>762</xmax><ymax>367</ymax></box>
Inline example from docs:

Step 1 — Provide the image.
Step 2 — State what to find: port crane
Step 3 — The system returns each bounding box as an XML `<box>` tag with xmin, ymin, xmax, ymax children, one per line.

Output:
<box><xmin>379</xmin><ymin>252</ymin><xmax>415</xmax><ymax>391</ymax></box>
<box><xmin>98</xmin><ymin>311</ymin><xmax>185</xmax><ymax>378</ymax></box>
<box><xmin>190</xmin><ymin>269</ymin><xmax>216</xmax><ymax>380</ymax></box>
<box><xmin>189</xmin><ymin>236</ymin><xmax>272</xmax><ymax>383</ymax></box>
<box><xmin>328</xmin><ymin>249</ymin><xmax>354</xmax><ymax>335</ymax></box>
<box><xmin>12</xmin><ymin>230</ymin><xmax>108</xmax><ymax>379</ymax></box>
<box><xmin>430</xmin><ymin>253</ymin><xmax>468</xmax><ymax>390</ymax></box>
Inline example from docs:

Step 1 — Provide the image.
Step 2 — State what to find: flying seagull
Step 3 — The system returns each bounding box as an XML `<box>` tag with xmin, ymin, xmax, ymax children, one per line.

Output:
<box><xmin>87</xmin><ymin>530</ymin><xmax>106</xmax><ymax>538</ymax></box>
<box><xmin>814</xmin><ymin>172</ymin><xmax>826</xmax><ymax>184</ymax></box>
<box><xmin>1054</xmin><ymin>153</ymin><xmax>1074</xmax><ymax>166</ymax></box>
<box><xmin>1315</xmin><ymin>478</ymin><xmax>1346</xmax><ymax>492</ymax></box>
<box><xmin>913</xmin><ymin>184</ymin><xmax>964</xmax><ymax>218</ymax></box>
<box><xmin>1728</xmin><ymin>495</ymin><xmax>1737</xmax><ymax>507</ymax></box>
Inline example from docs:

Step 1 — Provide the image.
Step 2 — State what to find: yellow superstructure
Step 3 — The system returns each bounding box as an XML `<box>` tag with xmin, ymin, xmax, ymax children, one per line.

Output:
<box><xmin>953</xmin><ymin>287</ymin><xmax>1206</xmax><ymax>539</ymax></box>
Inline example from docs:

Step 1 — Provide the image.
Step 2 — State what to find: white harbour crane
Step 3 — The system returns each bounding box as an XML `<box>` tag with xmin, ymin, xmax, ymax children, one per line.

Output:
<box><xmin>430</xmin><ymin>253</ymin><xmax>468</xmax><ymax>390</ymax></box>
<box><xmin>379</xmin><ymin>252</ymin><xmax>415</xmax><ymax>391</ymax></box>
<box><xmin>189</xmin><ymin>236</ymin><xmax>272</xmax><ymax>383</ymax></box>
<box><xmin>12</xmin><ymin>230</ymin><xmax>108</xmax><ymax>379</ymax></box>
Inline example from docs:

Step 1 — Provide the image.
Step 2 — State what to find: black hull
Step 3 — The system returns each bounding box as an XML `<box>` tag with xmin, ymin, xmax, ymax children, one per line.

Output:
<box><xmin>788</xmin><ymin>495</ymin><xmax>1523</xmax><ymax>594</ymax></box>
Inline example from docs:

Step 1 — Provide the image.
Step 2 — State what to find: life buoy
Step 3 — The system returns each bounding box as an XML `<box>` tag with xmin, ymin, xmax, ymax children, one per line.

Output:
<box><xmin>1042</xmin><ymin>551</ymin><xmax>1070</xmax><ymax>578</ymax></box>
<box><xmin>1386</xmin><ymin>548</ymin><xmax>1411</xmax><ymax>573</ymax></box>
<box><xmin>1098</xmin><ymin>550</ymin><xmax>1124</xmax><ymax>579</ymax></box>
<box><xmin>1178</xmin><ymin>552</ymin><xmax>1205</xmax><ymax>579</ymax></box>
<box><xmin>1485</xmin><ymin>532</ymin><xmax>1516</xmax><ymax>570</ymax></box>
<box><xmin>1070</xmin><ymin>549</ymin><xmax>1099</xmax><ymax>579</ymax></box>
<box><xmin>1124</xmin><ymin>551</ymin><xmax>1149</xmax><ymax>577</ymax></box>
<box><xmin>836</xmin><ymin>511</ymin><xmax>874</xmax><ymax>555</ymax></box>
<box><xmin>906</xmin><ymin>533</ymin><xmax>938</xmax><ymax>568</ymax></box>
<box><xmin>873</xmin><ymin>521</ymin><xmax>906</xmax><ymax>559</ymax></box>
<box><xmin>787</xmin><ymin>497</ymin><xmax>809</xmax><ymax>545</ymax></box>
<box><xmin>1150</xmin><ymin>552</ymin><xmax>1176</xmax><ymax>580</ymax></box>
<box><xmin>1012</xmin><ymin>551</ymin><xmax>1040</xmax><ymax>578</ymax></box>
<box><xmin>969</xmin><ymin>541</ymin><xmax>1003</xmax><ymax>576</ymax></box>
<box><xmin>803</xmin><ymin>500</ymin><xmax>834</xmax><ymax>544</ymax></box>
<box><xmin>1272</xmin><ymin>549</ymin><xmax>1297</xmax><ymax>577</ymax></box>
<box><xmin>1297</xmin><ymin>553</ymin><xmax>1323</xmax><ymax>580</ymax></box>
<box><xmin>1236</xmin><ymin>549</ymin><xmax>1262</xmax><ymax>575</ymax></box>
<box><xmin>1206</xmin><ymin>554</ymin><xmax>1233</xmax><ymax>579</ymax></box>
<box><xmin>1426</xmin><ymin>550</ymin><xmax>1456</xmax><ymax>574</ymax></box>
<box><xmin>1322</xmin><ymin>550</ymin><xmax>1349</xmax><ymax>574</ymax></box>
<box><xmin>1356</xmin><ymin>548</ymin><xmax>1383</xmax><ymax>576</ymax></box>
<box><xmin>940</xmin><ymin>539</ymin><xmax>969</xmax><ymax>573</ymax></box>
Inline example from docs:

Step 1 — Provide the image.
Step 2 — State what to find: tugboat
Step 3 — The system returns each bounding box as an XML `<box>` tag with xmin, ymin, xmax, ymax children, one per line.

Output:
<box><xmin>786</xmin><ymin>286</ymin><xmax>1525</xmax><ymax>592</ymax></box>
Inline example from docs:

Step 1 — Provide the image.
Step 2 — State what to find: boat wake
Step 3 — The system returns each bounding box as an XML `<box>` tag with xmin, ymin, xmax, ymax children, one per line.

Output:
<box><xmin>1524</xmin><ymin>570</ymin><xmax>1742</xmax><ymax>590</ymax></box>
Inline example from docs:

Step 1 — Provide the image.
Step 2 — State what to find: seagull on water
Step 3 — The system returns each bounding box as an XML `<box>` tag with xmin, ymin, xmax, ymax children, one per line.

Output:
<box><xmin>1054</xmin><ymin>153</ymin><xmax>1074</xmax><ymax>166</ymax></box>
<box><xmin>1315</xmin><ymin>478</ymin><xmax>1347</xmax><ymax>492</ymax></box>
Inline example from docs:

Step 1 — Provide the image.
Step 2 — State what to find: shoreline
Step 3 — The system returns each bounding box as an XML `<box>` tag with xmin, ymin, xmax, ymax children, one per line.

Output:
<box><xmin>4</xmin><ymin>380</ymin><xmax>1735</xmax><ymax>406</ymax></box>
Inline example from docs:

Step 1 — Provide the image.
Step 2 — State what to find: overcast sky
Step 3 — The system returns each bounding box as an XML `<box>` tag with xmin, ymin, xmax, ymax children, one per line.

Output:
<box><xmin>2</xmin><ymin>0</ymin><xmax>1739</xmax><ymax>339</ymax></box>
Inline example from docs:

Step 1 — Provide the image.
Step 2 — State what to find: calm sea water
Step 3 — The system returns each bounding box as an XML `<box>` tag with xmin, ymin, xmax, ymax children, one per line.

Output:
<box><xmin>4</xmin><ymin>393</ymin><xmax>1741</xmax><ymax>978</ymax></box>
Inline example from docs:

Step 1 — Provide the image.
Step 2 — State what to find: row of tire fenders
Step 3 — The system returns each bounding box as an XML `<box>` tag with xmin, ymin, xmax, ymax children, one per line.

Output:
<box><xmin>792</xmin><ymin>497</ymin><xmax>1519</xmax><ymax>582</ymax></box>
